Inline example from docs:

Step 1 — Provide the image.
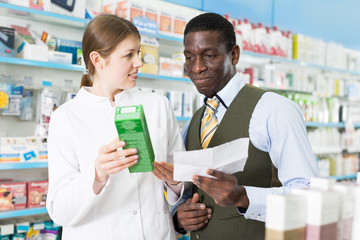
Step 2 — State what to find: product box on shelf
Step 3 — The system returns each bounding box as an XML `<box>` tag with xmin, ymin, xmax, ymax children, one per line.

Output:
<box><xmin>14</xmin><ymin>33</ymin><xmax>48</xmax><ymax>62</ymax></box>
<box><xmin>159</xmin><ymin>10</ymin><xmax>172</xmax><ymax>35</ymax></box>
<box><xmin>291</xmin><ymin>177</ymin><xmax>341</xmax><ymax>240</ymax></box>
<box><xmin>56</xmin><ymin>38</ymin><xmax>82</xmax><ymax>65</ymax></box>
<box><xmin>48</xmin><ymin>51</ymin><xmax>72</xmax><ymax>64</ymax></box>
<box><xmin>29</xmin><ymin>0</ymin><xmax>50</xmax><ymax>11</ymax></box>
<box><xmin>167</xmin><ymin>91</ymin><xmax>182</xmax><ymax>117</ymax></box>
<box><xmin>0</xmin><ymin>224</ymin><xmax>14</xmax><ymax>237</ymax></box>
<box><xmin>332</xmin><ymin>183</ymin><xmax>355</xmax><ymax>240</ymax></box>
<box><xmin>173</xmin><ymin>14</ymin><xmax>186</xmax><ymax>37</ymax></box>
<box><xmin>265</xmin><ymin>194</ymin><xmax>306</xmax><ymax>240</ymax></box>
<box><xmin>0</xmin><ymin>181</ymin><xmax>27</xmax><ymax>211</ymax></box>
<box><xmin>0</xmin><ymin>137</ymin><xmax>39</xmax><ymax>162</ymax></box>
<box><xmin>139</xmin><ymin>36</ymin><xmax>159</xmax><ymax>74</ymax></box>
<box><xmin>37</xmin><ymin>138</ymin><xmax>48</xmax><ymax>161</ymax></box>
<box><xmin>158</xmin><ymin>57</ymin><xmax>172</xmax><ymax>76</ymax></box>
<box><xmin>114</xmin><ymin>0</ymin><xmax>143</xmax><ymax>22</ymax></box>
<box><xmin>182</xmin><ymin>92</ymin><xmax>194</xmax><ymax>118</ymax></box>
<box><xmin>114</xmin><ymin>105</ymin><xmax>154</xmax><ymax>173</ymax></box>
<box><xmin>27</xmin><ymin>180</ymin><xmax>48</xmax><ymax>208</ymax></box>
<box><xmin>49</xmin><ymin>0</ymin><xmax>85</xmax><ymax>19</ymax></box>
<box><xmin>0</xmin><ymin>27</ymin><xmax>15</xmax><ymax>57</ymax></box>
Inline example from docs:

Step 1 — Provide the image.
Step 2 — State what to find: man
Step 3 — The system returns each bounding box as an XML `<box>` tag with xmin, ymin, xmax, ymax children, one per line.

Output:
<box><xmin>173</xmin><ymin>12</ymin><xmax>319</xmax><ymax>239</ymax></box>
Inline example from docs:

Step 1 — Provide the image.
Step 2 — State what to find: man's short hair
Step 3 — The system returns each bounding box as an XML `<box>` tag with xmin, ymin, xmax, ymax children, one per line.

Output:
<box><xmin>184</xmin><ymin>12</ymin><xmax>236</xmax><ymax>52</ymax></box>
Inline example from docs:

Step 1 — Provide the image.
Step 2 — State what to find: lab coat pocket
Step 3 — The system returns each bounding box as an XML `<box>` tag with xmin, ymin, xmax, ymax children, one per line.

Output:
<box><xmin>152</xmin><ymin>128</ymin><xmax>167</xmax><ymax>163</ymax></box>
<box><xmin>155</xmin><ymin>212</ymin><xmax>176</xmax><ymax>240</ymax></box>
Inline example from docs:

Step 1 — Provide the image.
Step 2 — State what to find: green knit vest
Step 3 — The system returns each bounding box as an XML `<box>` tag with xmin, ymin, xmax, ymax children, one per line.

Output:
<box><xmin>186</xmin><ymin>84</ymin><xmax>281</xmax><ymax>240</ymax></box>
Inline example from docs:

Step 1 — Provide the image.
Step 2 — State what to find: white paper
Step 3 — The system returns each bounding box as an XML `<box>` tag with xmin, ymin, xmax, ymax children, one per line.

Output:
<box><xmin>173</xmin><ymin>138</ymin><xmax>249</xmax><ymax>181</ymax></box>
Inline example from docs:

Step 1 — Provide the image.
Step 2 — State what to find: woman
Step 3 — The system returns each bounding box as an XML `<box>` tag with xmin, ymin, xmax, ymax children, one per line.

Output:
<box><xmin>46</xmin><ymin>14</ymin><xmax>184</xmax><ymax>240</ymax></box>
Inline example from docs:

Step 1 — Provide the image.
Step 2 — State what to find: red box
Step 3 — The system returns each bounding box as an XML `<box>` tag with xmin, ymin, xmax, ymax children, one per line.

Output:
<box><xmin>0</xmin><ymin>182</ymin><xmax>27</xmax><ymax>211</ymax></box>
<box><xmin>27</xmin><ymin>180</ymin><xmax>48</xmax><ymax>208</ymax></box>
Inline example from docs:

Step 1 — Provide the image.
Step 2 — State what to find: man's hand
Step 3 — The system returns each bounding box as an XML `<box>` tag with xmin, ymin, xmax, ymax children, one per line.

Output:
<box><xmin>192</xmin><ymin>169</ymin><xmax>249</xmax><ymax>208</ymax></box>
<box><xmin>177</xmin><ymin>193</ymin><xmax>212</xmax><ymax>231</ymax></box>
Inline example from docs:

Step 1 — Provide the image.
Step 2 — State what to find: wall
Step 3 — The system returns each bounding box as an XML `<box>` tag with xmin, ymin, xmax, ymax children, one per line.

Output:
<box><xmin>164</xmin><ymin>0</ymin><xmax>360</xmax><ymax>51</ymax></box>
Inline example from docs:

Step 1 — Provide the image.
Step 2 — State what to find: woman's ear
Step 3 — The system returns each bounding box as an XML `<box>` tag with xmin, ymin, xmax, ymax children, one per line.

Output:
<box><xmin>89</xmin><ymin>51</ymin><xmax>103</xmax><ymax>70</ymax></box>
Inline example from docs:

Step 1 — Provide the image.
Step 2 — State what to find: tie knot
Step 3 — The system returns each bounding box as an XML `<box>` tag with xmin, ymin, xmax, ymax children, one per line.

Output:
<box><xmin>206</xmin><ymin>97</ymin><xmax>219</xmax><ymax>113</ymax></box>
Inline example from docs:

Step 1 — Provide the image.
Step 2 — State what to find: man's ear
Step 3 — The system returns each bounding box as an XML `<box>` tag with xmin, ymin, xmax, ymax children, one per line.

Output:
<box><xmin>89</xmin><ymin>51</ymin><xmax>104</xmax><ymax>70</ymax></box>
<box><xmin>231</xmin><ymin>45</ymin><xmax>240</xmax><ymax>65</ymax></box>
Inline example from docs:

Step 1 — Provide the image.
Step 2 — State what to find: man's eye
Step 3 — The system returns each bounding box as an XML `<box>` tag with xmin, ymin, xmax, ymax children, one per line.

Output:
<box><xmin>185</xmin><ymin>56</ymin><xmax>193</xmax><ymax>60</ymax></box>
<box><xmin>205</xmin><ymin>54</ymin><xmax>216</xmax><ymax>58</ymax></box>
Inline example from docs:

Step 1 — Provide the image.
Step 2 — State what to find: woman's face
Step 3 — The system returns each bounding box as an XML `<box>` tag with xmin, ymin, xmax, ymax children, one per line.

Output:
<box><xmin>99</xmin><ymin>34</ymin><xmax>143</xmax><ymax>94</ymax></box>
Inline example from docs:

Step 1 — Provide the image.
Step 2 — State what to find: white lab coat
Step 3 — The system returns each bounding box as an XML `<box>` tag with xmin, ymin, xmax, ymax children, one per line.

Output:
<box><xmin>46</xmin><ymin>87</ymin><xmax>185</xmax><ymax>240</ymax></box>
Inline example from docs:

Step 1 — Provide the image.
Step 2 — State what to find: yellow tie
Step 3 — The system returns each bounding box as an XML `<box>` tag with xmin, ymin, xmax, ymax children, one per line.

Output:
<box><xmin>201</xmin><ymin>97</ymin><xmax>220</xmax><ymax>149</ymax></box>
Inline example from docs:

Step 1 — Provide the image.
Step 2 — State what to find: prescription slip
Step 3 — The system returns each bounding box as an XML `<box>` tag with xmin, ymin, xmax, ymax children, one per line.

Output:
<box><xmin>114</xmin><ymin>105</ymin><xmax>155</xmax><ymax>173</ymax></box>
<box><xmin>174</xmin><ymin>138</ymin><xmax>249</xmax><ymax>181</ymax></box>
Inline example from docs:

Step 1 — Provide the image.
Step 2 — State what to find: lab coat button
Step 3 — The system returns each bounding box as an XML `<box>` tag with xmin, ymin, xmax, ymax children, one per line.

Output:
<box><xmin>133</xmin><ymin>210</ymin><xmax>137</xmax><ymax>215</ymax></box>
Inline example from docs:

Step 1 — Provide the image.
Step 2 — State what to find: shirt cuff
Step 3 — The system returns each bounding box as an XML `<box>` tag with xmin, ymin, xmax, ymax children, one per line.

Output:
<box><xmin>241</xmin><ymin>186</ymin><xmax>268</xmax><ymax>222</ymax></box>
<box><xmin>166</xmin><ymin>181</ymin><xmax>192</xmax><ymax>205</ymax></box>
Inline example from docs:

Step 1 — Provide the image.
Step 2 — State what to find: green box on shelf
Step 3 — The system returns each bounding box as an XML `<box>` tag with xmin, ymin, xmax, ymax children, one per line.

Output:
<box><xmin>114</xmin><ymin>105</ymin><xmax>154</xmax><ymax>173</ymax></box>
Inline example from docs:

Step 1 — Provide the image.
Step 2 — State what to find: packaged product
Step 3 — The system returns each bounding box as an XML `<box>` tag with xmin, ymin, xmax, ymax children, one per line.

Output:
<box><xmin>139</xmin><ymin>36</ymin><xmax>159</xmax><ymax>74</ymax></box>
<box><xmin>27</xmin><ymin>180</ymin><xmax>48</xmax><ymax>208</ymax></box>
<box><xmin>114</xmin><ymin>105</ymin><xmax>154</xmax><ymax>173</ymax></box>
<box><xmin>0</xmin><ymin>181</ymin><xmax>27</xmax><ymax>211</ymax></box>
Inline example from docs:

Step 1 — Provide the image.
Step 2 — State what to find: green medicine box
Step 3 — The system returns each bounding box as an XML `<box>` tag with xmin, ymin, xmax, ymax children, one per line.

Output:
<box><xmin>114</xmin><ymin>105</ymin><xmax>155</xmax><ymax>173</ymax></box>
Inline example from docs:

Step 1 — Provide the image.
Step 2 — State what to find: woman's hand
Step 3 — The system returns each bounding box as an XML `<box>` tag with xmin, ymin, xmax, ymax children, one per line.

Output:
<box><xmin>153</xmin><ymin>161</ymin><xmax>180</xmax><ymax>186</ymax></box>
<box><xmin>94</xmin><ymin>137</ymin><xmax>138</xmax><ymax>181</ymax></box>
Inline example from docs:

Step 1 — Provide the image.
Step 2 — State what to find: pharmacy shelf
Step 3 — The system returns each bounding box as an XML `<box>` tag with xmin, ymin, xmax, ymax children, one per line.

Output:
<box><xmin>242</xmin><ymin>50</ymin><xmax>360</xmax><ymax>76</ymax></box>
<box><xmin>312</xmin><ymin>147</ymin><xmax>343</xmax><ymax>155</ymax></box>
<box><xmin>0</xmin><ymin>57</ymin><xmax>192</xmax><ymax>83</ymax></box>
<box><xmin>0</xmin><ymin>56</ymin><xmax>84</xmax><ymax>71</ymax></box>
<box><xmin>0</xmin><ymin>207</ymin><xmax>47</xmax><ymax>219</ymax></box>
<box><xmin>0</xmin><ymin>162</ymin><xmax>48</xmax><ymax>170</ymax></box>
<box><xmin>329</xmin><ymin>173</ymin><xmax>357</xmax><ymax>181</ymax></box>
<box><xmin>305</xmin><ymin>122</ymin><xmax>360</xmax><ymax>128</ymax></box>
<box><xmin>305</xmin><ymin>122</ymin><xmax>345</xmax><ymax>128</ymax></box>
<box><xmin>0</xmin><ymin>2</ymin><xmax>89</xmax><ymax>25</ymax></box>
<box><xmin>138</xmin><ymin>73</ymin><xmax>191</xmax><ymax>83</ymax></box>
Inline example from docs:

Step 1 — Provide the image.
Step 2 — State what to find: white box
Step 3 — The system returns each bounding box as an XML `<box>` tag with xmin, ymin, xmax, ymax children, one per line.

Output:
<box><xmin>14</xmin><ymin>34</ymin><xmax>48</xmax><ymax>62</ymax></box>
<box><xmin>48</xmin><ymin>51</ymin><xmax>72</xmax><ymax>64</ymax></box>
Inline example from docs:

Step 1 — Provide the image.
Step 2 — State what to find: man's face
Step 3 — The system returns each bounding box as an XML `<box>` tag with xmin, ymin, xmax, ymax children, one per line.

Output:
<box><xmin>183</xmin><ymin>31</ymin><xmax>239</xmax><ymax>98</ymax></box>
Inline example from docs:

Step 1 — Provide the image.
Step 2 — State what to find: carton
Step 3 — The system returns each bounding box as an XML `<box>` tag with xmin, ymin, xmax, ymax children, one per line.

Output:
<box><xmin>27</xmin><ymin>180</ymin><xmax>48</xmax><ymax>208</ymax></box>
<box><xmin>114</xmin><ymin>105</ymin><xmax>154</xmax><ymax>173</ymax></box>
<box><xmin>0</xmin><ymin>181</ymin><xmax>27</xmax><ymax>211</ymax></box>
<box><xmin>139</xmin><ymin>36</ymin><xmax>159</xmax><ymax>74</ymax></box>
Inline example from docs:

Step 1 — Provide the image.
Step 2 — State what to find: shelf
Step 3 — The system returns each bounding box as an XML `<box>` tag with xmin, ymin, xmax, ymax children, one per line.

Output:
<box><xmin>0</xmin><ymin>207</ymin><xmax>47</xmax><ymax>219</ymax></box>
<box><xmin>0</xmin><ymin>56</ymin><xmax>84</xmax><ymax>71</ymax></box>
<box><xmin>138</xmin><ymin>73</ymin><xmax>191</xmax><ymax>83</ymax></box>
<box><xmin>329</xmin><ymin>173</ymin><xmax>357</xmax><ymax>181</ymax></box>
<box><xmin>305</xmin><ymin>122</ymin><xmax>345</xmax><ymax>128</ymax></box>
<box><xmin>0</xmin><ymin>2</ymin><xmax>89</xmax><ymax>25</ymax></box>
<box><xmin>241</xmin><ymin>50</ymin><xmax>360</xmax><ymax>76</ymax></box>
<box><xmin>312</xmin><ymin>146</ymin><xmax>343</xmax><ymax>155</ymax></box>
<box><xmin>0</xmin><ymin>162</ymin><xmax>48</xmax><ymax>170</ymax></box>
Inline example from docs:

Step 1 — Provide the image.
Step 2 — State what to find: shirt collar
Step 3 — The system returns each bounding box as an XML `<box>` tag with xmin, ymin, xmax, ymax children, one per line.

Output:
<box><xmin>215</xmin><ymin>73</ymin><xmax>245</xmax><ymax>108</ymax></box>
<box><xmin>76</xmin><ymin>87</ymin><xmax>129</xmax><ymax>106</ymax></box>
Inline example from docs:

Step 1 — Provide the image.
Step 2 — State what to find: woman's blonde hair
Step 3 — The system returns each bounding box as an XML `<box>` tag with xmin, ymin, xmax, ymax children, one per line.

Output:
<box><xmin>80</xmin><ymin>14</ymin><xmax>141</xmax><ymax>87</ymax></box>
